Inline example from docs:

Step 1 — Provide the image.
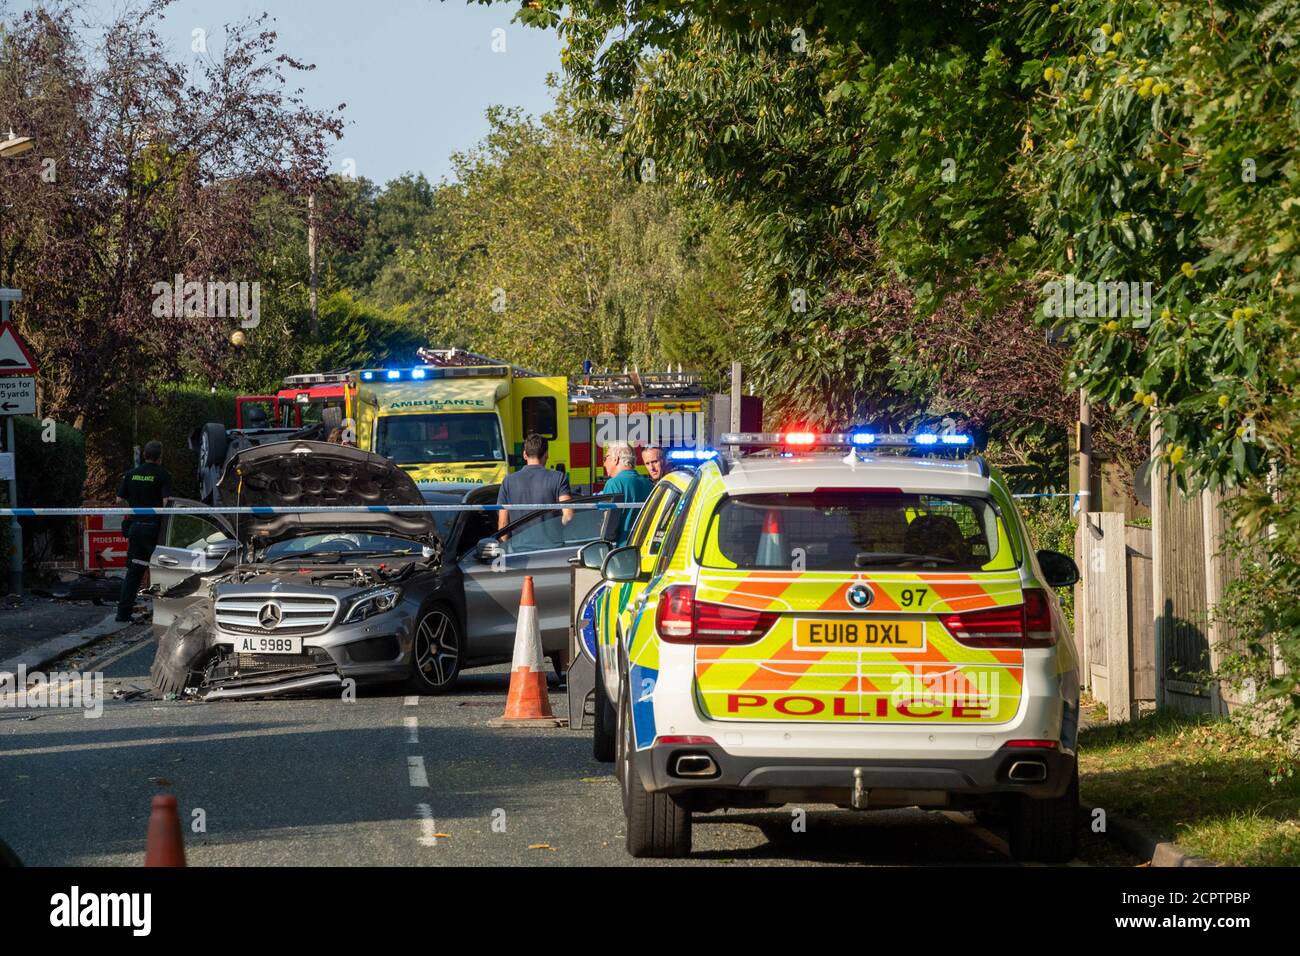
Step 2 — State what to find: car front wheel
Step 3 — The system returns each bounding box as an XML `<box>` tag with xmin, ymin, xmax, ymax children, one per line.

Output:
<box><xmin>408</xmin><ymin>605</ymin><xmax>462</xmax><ymax>694</ymax></box>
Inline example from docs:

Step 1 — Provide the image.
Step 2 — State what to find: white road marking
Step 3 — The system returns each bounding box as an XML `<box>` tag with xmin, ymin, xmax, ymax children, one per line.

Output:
<box><xmin>404</xmin><ymin>695</ymin><xmax>419</xmax><ymax>706</ymax></box>
<box><xmin>404</xmin><ymin>715</ymin><xmax>419</xmax><ymax>744</ymax></box>
<box><xmin>415</xmin><ymin>803</ymin><xmax>437</xmax><ymax>846</ymax></box>
<box><xmin>407</xmin><ymin>755</ymin><xmax>429</xmax><ymax>788</ymax></box>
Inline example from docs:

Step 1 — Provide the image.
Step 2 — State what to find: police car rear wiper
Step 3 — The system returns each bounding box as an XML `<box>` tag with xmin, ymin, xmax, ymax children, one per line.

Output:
<box><xmin>854</xmin><ymin>551</ymin><xmax>956</xmax><ymax>567</ymax></box>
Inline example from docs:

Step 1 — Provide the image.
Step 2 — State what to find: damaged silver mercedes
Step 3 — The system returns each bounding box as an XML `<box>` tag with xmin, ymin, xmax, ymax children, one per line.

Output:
<box><xmin>146</xmin><ymin>440</ymin><xmax>463</xmax><ymax>700</ymax></box>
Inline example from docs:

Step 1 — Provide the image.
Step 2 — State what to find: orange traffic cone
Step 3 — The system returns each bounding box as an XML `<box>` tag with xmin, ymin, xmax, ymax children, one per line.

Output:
<box><xmin>143</xmin><ymin>794</ymin><xmax>186</xmax><ymax>867</ymax></box>
<box><xmin>489</xmin><ymin>576</ymin><xmax>563</xmax><ymax>727</ymax></box>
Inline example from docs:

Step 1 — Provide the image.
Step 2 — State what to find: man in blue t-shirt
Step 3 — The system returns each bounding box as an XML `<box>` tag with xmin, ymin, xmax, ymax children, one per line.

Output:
<box><xmin>601</xmin><ymin>441</ymin><xmax>653</xmax><ymax>543</ymax></box>
<box><xmin>497</xmin><ymin>433</ymin><xmax>572</xmax><ymax>541</ymax></box>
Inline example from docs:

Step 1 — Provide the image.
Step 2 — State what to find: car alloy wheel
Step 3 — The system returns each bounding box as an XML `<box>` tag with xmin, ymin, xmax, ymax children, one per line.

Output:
<box><xmin>412</xmin><ymin>607</ymin><xmax>461</xmax><ymax>693</ymax></box>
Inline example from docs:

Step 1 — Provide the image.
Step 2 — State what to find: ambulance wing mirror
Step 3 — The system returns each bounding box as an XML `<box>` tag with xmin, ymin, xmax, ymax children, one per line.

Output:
<box><xmin>1037</xmin><ymin>550</ymin><xmax>1079</xmax><ymax>589</ymax></box>
<box><xmin>579</xmin><ymin>540</ymin><xmax>610</xmax><ymax>570</ymax></box>
<box><xmin>601</xmin><ymin>546</ymin><xmax>640</xmax><ymax>582</ymax></box>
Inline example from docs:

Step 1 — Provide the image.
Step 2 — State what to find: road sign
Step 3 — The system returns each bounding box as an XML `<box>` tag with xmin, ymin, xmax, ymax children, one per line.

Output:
<box><xmin>84</xmin><ymin>530</ymin><xmax>129</xmax><ymax>570</ymax></box>
<box><xmin>0</xmin><ymin>376</ymin><xmax>34</xmax><ymax>415</ymax></box>
<box><xmin>0</xmin><ymin>321</ymin><xmax>36</xmax><ymax>376</ymax></box>
<box><xmin>0</xmin><ymin>453</ymin><xmax>11</xmax><ymax>481</ymax></box>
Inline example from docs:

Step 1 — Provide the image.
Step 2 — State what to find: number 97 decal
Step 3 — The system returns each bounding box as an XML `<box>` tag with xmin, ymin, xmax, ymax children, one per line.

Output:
<box><xmin>898</xmin><ymin>587</ymin><xmax>929</xmax><ymax>609</ymax></box>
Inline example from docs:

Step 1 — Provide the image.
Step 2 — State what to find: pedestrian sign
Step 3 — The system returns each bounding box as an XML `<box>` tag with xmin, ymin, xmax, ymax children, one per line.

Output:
<box><xmin>0</xmin><ymin>321</ymin><xmax>38</xmax><ymax>375</ymax></box>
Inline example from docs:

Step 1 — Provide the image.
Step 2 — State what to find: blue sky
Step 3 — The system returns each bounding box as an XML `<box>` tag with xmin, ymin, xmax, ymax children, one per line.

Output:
<box><xmin>24</xmin><ymin>0</ymin><xmax>565</xmax><ymax>186</ymax></box>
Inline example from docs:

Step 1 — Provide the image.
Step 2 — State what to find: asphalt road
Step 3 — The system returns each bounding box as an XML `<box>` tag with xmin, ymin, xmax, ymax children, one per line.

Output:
<box><xmin>0</xmin><ymin>632</ymin><xmax>1131</xmax><ymax>867</ymax></box>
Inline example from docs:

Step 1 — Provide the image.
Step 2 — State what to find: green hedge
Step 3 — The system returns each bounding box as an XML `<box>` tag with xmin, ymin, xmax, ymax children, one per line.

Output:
<box><xmin>0</xmin><ymin>416</ymin><xmax>87</xmax><ymax>571</ymax></box>
<box><xmin>94</xmin><ymin>384</ymin><xmax>238</xmax><ymax>501</ymax></box>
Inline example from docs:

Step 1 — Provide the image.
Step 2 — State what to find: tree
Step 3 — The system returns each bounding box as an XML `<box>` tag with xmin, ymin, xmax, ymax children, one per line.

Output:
<box><xmin>0</xmin><ymin>1</ymin><xmax>341</xmax><ymax>487</ymax></box>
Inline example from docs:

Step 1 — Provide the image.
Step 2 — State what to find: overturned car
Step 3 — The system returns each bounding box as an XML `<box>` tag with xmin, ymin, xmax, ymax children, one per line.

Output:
<box><xmin>149</xmin><ymin>440</ymin><xmax>458</xmax><ymax>700</ymax></box>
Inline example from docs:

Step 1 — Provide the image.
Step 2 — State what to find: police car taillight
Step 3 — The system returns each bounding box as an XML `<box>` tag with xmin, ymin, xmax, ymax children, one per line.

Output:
<box><xmin>940</xmin><ymin>588</ymin><xmax>1056</xmax><ymax>648</ymax></box>
<box><xmin>656</xmin><ymin>585</ymin><xmax>777</xmax><ymax>644</ymax></box>
<box><xmin>1023</xmin><ymin>588</ymin><xmax>1056</xmax><ymax>647</ymax></box>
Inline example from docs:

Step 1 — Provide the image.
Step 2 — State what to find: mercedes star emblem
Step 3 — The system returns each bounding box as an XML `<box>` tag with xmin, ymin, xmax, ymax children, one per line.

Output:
<box><xmin>258</xmin><ymin>602</ymin><xmax>283</xmax><ymax>629</ymax></box>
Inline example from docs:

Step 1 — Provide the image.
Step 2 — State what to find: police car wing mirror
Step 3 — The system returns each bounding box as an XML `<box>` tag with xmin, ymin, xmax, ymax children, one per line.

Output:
<box><xmin>476</xmin><ymin>538</ymin><xmax>505</xmax><ymax>563</ymax></box>
<box><xmin>601</xmin><ymin>546</ymin><xmax>640</xmax><ymax>582</ymax></box>
<box><xmin>1037</xmin><ymin>549</ymin><xmax>1080</xmax><ymax>589</ymax></box>
<box><xmin>579</xmin><ymin>540</ymin><xmax>610</xmax><ymax>570</ymax></box>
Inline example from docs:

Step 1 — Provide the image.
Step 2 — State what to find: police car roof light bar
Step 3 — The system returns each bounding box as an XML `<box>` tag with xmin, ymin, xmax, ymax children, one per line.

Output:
<box><xmin>665</xmin><ymin>447</ymin><xmax>720</xmax><ymax>463</ymax></box>
<box><xmin>720</xmin><ymin>431</ymin><xmax>976</xmax><ymax>452</ymax></box>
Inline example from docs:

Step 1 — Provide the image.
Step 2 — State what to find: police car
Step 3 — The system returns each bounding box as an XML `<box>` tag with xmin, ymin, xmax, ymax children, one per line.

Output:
<box><xmin>576</xmin><ymin>432</ymin><xmax>1082</xmax><ymax>861</ymax></box>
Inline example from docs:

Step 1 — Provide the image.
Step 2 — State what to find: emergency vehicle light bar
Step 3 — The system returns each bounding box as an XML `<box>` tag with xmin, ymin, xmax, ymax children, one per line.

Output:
<box><xmin>357</xmin><ymin>366</ymin><xmax>510</xmax><ymax>383</ymax></box>
<box><xmin>721</xmin><ymin>431</ymin><xmax>973</xmax><ymax>449</ymax></box>
<box><xmin>283</xmin><ymin>371</ymin><xmax>352</xmax><ymax>386</ymax></box>
<box><xmin>665</xmin><ymin>447</ymin><xmax>720</xmax><ymax>463</ymax></box>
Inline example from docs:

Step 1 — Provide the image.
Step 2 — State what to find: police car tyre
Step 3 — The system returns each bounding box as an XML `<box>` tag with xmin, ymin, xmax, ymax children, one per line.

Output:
<box><xmin>622</xmin><ymin>679</ymin><xmax>692</xmax><ymax>858</ymax></box>
<box><xmin>199</xmin><ymin>422</ymin><xmax>228</xmax><ymax>471</ymax></box>
<box><xmin>408</xmin><ymin>604</ymin><xmax>462</xmax><ymax>694</ymax></box>
<box><xmin>591</xmin><ymin>645</ymin><xmax>616</xmax><ymax>763</ymax></box>
<box><xmin>1008</xmin><ymin>758</ymin><xmax>1079</xmax><ymax>863</ymax></box>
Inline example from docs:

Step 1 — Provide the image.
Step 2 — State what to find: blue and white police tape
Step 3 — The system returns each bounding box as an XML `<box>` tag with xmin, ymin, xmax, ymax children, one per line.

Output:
<box><xmin>0</xmin><ymin>502</ymin><xmax>642</xmax><ymax>517</ymax></box>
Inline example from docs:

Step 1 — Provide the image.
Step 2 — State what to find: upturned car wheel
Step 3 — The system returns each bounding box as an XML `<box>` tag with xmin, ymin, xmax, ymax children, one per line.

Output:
<box><xmin>198</xmin><ymin>422</ymin><xmax>227</xmax><ymax>471</ymax></box>
<box><xmin>408</xmin><ymin>605</ymin><xmax>462</xmax><ymax>694</ymax></box>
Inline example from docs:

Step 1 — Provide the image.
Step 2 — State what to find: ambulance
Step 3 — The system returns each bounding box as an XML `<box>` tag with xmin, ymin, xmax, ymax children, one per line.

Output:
<box><xmin>349</xmin><ymin>350</ymin><xmax>570</xmax><ymax>488</ymax></box>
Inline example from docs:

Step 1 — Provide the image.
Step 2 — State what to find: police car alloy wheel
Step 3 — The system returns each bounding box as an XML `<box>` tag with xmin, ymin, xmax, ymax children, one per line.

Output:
<box><xmin>410</xmin><ymin>606</ymin><xmax>462</xmax><ymax>694</ymax></box>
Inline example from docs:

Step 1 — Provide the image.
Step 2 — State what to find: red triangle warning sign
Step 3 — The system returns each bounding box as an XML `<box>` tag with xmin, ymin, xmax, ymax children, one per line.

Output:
<box><xmin>0</xmin><ymin>322</ymin><xmax>37</xmax><ymax>375</ymax></box>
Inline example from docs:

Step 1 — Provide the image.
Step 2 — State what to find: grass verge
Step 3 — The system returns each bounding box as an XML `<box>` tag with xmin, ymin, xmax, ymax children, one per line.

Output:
<box><xmin>1080</xmin><ymin>710</ymin><xmax>1300</xmax><ymax>866</ymax></box>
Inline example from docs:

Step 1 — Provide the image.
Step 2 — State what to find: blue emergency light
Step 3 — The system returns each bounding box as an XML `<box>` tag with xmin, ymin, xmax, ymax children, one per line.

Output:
<box><xmin>357</xmin><ymin>365</ymin><xmax>511</xmax><ymax>384</ymax></box>
<box><xmin>720</xmin><ymin>430</ymin><xmax>976</xmax><ymax>451</ymax></box>
<box><xmin>665</xmin><ymin>447</ymin><xmax>719</xmax><ymax>463</ymax></box>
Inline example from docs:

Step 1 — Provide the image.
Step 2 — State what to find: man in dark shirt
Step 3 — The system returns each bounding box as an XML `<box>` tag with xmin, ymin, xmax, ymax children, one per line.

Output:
<box><xmin>114</xmin><ymin>440</ymin><xmax>172</xmax><ymax>622</ymax></box>
<box><xmin>496</xmin><ymin>433</ymin><xmax>572</xmax><ymax>538</ymax></box>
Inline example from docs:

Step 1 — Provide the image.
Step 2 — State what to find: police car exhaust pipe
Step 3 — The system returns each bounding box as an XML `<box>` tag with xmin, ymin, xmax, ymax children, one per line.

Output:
<box><xmin>851</xmin><ymin>768</ymin><xmax>869</xmax><ymax>810</ymax></box>
<box><xmin>673</xmin><ymin>754</ymin><xmax>718</xmax><ymax>778</ymax></box>
<box><xmin>1007</xmin><ymin>760</ymin><xmax>1049</xmax><ymax>783</ymax></box>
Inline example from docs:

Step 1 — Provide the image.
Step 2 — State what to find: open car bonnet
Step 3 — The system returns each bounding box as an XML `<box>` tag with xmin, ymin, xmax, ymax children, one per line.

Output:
<box><xmin>217</xmin><ymin>440</ymin><xmax>438</xmax><ymax>548</ymax></box>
